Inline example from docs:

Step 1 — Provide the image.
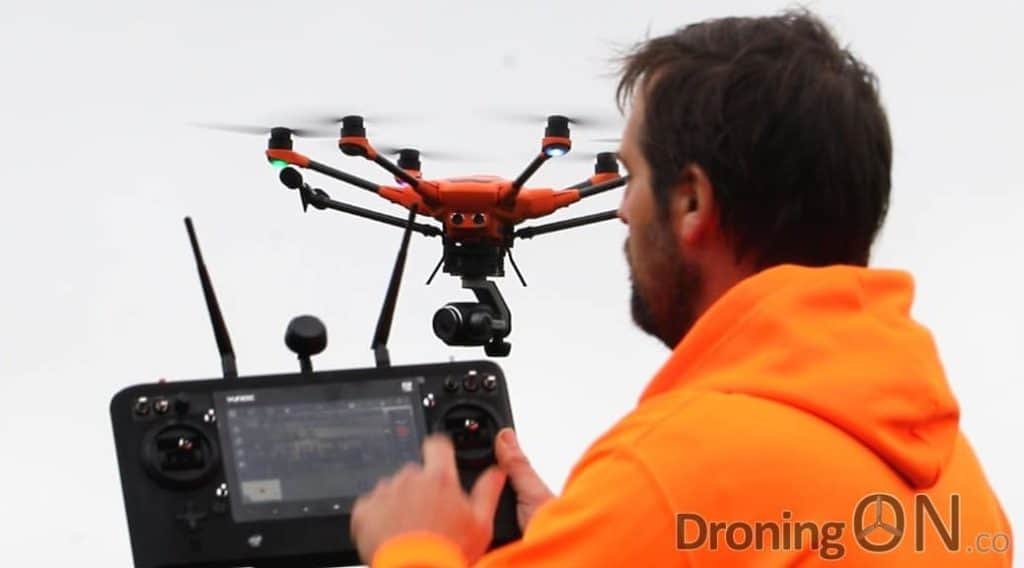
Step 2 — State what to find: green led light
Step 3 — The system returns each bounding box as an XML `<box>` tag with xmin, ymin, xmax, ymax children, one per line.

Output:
<box><xmin>270</xmin><ymin>159</ymin><xmax>288</xmax><ymax>169</ymax></box>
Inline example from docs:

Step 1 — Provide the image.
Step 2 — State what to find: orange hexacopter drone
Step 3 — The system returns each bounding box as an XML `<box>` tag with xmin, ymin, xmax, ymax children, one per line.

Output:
<box><xmin>224</xmin><ymin>115</ymin><xmax>627</xmax><ymax>357</ymax></box>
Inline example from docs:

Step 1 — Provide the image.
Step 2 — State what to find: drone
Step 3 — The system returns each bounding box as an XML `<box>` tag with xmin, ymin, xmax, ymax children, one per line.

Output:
<box><xmin>208</xmin><ymin>114</ymin><xmax>628</xmax><ymax>358</ymax></box>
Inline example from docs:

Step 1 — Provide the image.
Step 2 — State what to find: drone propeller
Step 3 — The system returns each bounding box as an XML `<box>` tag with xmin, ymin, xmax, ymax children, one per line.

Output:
<box><xmin>484</xmin><ymin>110</ymin><xmax>621</xmax><ymax>130</ymax></box>
<box><xmin>302</xmin><ymin>113</ymin><xmax>412</xmax><ymax>128</ymax></box>
<box><xmin>192</xmin><ymin>122</ymin><xmax>336</xmax><ymax>138</ymax></box>
<box><xmin>374</xmin><ymin>145</ymin><xmax>465</xmax><ymax>162</ymax></box>
<box><xmin>560</xmin><ymin>150</ymin><xmax>621</xmax><ymax>163</ymax></box>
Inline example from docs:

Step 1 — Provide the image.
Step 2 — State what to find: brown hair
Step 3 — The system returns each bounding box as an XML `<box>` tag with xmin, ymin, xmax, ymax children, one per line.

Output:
<box><xmin>618</xmin><ymin>10</ymin><xmax>891</xmax><ymax>267</ymax></box>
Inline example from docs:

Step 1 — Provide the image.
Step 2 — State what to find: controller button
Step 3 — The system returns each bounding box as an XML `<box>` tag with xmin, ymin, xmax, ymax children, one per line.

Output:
<box><xmin>443</xmin><ymin>376</ymin><xmax>459</xmax><ymax>392</ymax></box>
<box><xmin>174</xmin><ymin>395</ymin><xmax>190</xmax><ymax>415</ymax></box>
<box><xmin>462</xmin><ymin>373</ymin><xmax>480</xmax><ymax>392</ymax></box>
<box><xmin>134</xmin><ymin>397</ymin><xmax>150</xmax><ymax>416</ymax></box>
<box><xmin>482</xmin><ymin>375</ymin><xmax>498</xmax><ymax>391</ymax></box>
<box><xmin>176</xmin><ymin>501</ymin><xmax>208</xmax><ymax>532</ymax></box>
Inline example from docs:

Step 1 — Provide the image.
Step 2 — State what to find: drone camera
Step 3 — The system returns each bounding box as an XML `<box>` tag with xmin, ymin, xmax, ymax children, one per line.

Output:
<box><xmin>433</xmin><ymin>302</ymin><xmax>499</xmax><ymax>345</ymax></box>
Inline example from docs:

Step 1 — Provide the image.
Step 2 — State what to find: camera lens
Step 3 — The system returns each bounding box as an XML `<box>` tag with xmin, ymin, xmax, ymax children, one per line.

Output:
<box><xmin>432</xmin><ymin>302</ymin><xmax>497</xmax><ymax>346</ymax></box>
<box><xmin>432</xmin><ymin>306</ymin><xmax>462</xmax><ymax>343</ymax></box>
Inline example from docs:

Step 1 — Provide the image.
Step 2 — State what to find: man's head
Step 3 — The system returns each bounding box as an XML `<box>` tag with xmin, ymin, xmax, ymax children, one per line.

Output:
<box><xmin>616</xmin><ymin>10</ymin><xmax>892</xmax><ymax>347</ymax></box>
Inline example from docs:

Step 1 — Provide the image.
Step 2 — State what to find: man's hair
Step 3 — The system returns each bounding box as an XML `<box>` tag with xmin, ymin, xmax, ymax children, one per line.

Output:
<box><xmin>617</xmin><ymin>10</ymin><xmax>891</xmax><ymax>267</ymax></box>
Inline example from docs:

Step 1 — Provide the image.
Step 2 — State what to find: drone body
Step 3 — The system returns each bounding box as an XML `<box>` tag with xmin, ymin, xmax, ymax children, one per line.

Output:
<box><xmin>253</xmin><ymin>115</ymin><xmax>627</xmax><ymax>355</ymax></box>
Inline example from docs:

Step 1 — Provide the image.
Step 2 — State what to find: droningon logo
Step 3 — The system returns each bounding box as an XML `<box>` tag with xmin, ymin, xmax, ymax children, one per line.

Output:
<box><xmin>853</xmin><ymin>494</ymin><xmax>906</xmax><ymax>552</ymax></box>
<box><xmin>676</xmin><ymin>492</ymin><xmax>1011</xmax><ymax>560</ymax></box>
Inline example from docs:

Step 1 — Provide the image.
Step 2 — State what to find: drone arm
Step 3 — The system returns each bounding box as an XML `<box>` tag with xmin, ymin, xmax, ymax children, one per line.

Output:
<box><xmin>340</xmin><ymin>136</ymin><xmax>441</xmax><ymax>204</ymax></box>
<box><xmin>565</xmin><ymin>171</ymin><xmax>622</xmax><ymax>191</ymax></box>
<box><xmin>508</xmin><ymin>174</ymin><xmax>627</xmax><ymax>221</ymax></box>
<box><xmin>576</xmin><ymin>175</ymin><xmax>629</xmax><ymax>199</ymax></box>
<box><xmin>371</xmin><ymin>154</ymin><xmax>422</xmax><ymax>189</ymax></box>
<box><xmin>266</xmin><ymin>149</ymin><xmax>382</xmax><ymax>194</ymax></box>
<box><xmin>514</xmin><ymin>209</ymin><xmax>619</xmax><ymax>239</ymax></box>
<box><xmin>307</xmin><ymin>159</ymin><xmax>381</xmax><ymax>193</ymax></box>
<box><xmin>307</xmin><ymin>190</ymin><xmax>441</xmax><ymax>237</ymax></box>
<box><xmin>507</xmin><ymin>153</ymin><xmax>548</xmax><ymax>193</ymax></box>
<box><xmin>502</xmin><ymin>152</ymin><xmax>549</xmax><ymax>204</ymax></box>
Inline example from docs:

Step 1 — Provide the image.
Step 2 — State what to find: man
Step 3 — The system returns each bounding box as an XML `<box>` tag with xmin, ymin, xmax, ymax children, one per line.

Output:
<box><xmin>351</xmin><ymin>11</ymin><xmax>1013</xmax><ymax>566</ymax></box>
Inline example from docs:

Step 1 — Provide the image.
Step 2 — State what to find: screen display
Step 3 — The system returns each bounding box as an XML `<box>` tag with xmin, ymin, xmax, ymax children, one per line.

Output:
<box><xmin>214</xmin><ymin>378</ymin><xmax>424</xmax><ymax>522</ymax></box>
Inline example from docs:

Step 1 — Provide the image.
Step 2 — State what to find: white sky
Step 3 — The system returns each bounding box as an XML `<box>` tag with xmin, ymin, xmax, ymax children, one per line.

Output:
<box><xmin>1</xmin><ymin>1</ymin><xmax>1021</xmax><ymax>565</ymax></box>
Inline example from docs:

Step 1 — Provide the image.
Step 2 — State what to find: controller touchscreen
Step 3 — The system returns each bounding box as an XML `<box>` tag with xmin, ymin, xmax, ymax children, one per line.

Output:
<box><xmin>214</xmin><ymin>380</ymin><xmax>424</xmax><ymax>522</ymax></box>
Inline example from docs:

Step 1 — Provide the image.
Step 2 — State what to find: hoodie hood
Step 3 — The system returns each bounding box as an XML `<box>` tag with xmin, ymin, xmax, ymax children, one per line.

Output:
<box><xmin>639</xmin><ymin>264</ymin><xmax>960</xmax><ymax>489</ymax></box>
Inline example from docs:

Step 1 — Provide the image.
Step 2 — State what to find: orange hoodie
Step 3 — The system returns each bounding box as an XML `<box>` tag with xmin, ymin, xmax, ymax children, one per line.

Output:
<box><xmin>373</xmin><ymin>265</ymin><xmax>1013</xmax><ymax>566</ymax></box>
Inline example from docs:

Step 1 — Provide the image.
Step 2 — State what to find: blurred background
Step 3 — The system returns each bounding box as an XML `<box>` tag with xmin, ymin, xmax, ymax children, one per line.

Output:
<box><xmin>0</xmin><ymin>0</ymin><xmax>1020</xmax><ymax>564</ymax></box>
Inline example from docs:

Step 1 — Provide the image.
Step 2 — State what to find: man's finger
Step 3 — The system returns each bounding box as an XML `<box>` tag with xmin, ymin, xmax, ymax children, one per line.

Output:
<box><xmin>495</xmin><ymin>428</ymin><xmax>553</xmax><ymax>502</ymax></box>
<box><xmin>422</xmin><ymin>434</ymin><xmax>457</xmax><ymax>478</ymax></box>
<box><xmin>350</xmin><ymin>495</ymin><xmax>367</xmax><ymax>537</ymax></box>
<box><xmin>470</xmin><ymin>465</ymin><xmax>507</xmax><ymax>523</ymax></box>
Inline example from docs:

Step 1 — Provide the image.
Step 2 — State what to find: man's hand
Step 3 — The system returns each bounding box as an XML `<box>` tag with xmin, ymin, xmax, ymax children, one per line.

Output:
<box><xmin>495</xmin><ymin>428</ymin><xmax>555</xmax><ymax>531</ymax></box>
<box><xmin>350</xmin><ymin>434</ymin><xmax>507</xmax><ymax>564</ymax></box>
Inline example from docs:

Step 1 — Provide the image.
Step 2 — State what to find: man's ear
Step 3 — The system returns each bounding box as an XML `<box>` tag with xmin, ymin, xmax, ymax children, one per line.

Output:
<box><xmin>673</xmin><ymin>164</ymin><xmax>716</xmax><ymax>245</ymax></box>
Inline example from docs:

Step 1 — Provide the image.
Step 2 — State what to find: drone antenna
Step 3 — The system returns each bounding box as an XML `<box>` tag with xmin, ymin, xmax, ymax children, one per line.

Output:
<box><xmin>506</xmin><ymin>248</ymin><xmax>527</xmax><ymax>287</ymax></box>
<box><xmin>371</xmin><ymin>205</ymin><xmax>419</xmax><ymax>368</ymax></box>
<box><xmin>184</xmin><ymin>217</ymin><xmax>238</xmax><ymax>380</ymax></box>
<box><xmin>425</xmin><ymin>251</ymin><xmax>445</xmax><ymax>285</ymax></box>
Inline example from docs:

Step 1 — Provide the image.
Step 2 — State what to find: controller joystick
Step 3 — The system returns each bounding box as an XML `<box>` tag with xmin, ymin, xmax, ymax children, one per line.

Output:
<box><xmin>141</xmin><ymin>423</ymin><xmax>219</xmax><ymax>489</ymax></box>
<box><xmin>441</xmin><ymin>404</ymin><xmax>499</xmax><ymax>468</ymax></box>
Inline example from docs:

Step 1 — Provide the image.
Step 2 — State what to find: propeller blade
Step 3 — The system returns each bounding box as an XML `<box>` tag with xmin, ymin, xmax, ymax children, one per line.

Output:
<box><xmin>375</xmin><ymin>145</ymin><xmax>467</xmax><ymax>162</ymax></box>
<box><xmin>191</xmin><ymin>122</ymin><xmax>336</xmax><ymax>138</ymax></box>
<box><xmin>483</xmin><ymin>109</ymin><xmax>621</xmax><ymax>130</ymax></box>
<box><xmin>300</xmin><ymin>112</ymin><xmax>413</xmax><ymax>128</ymax></box>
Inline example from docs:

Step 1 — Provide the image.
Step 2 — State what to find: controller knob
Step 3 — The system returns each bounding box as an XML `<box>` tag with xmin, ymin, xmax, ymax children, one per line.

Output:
<box><xmin>285</xmin><ymin>315</ymin><xmax>327</xmax><ymax>357</ymax></box>
<box><xmin>134</xmin><ymin>396</ymin><xmax>150</xmax><ymax>416</ymax></box>
<box><xmin>153</xmin><ymin>398</ymin><xmax>170</xmax><ymax>414</ymax></box>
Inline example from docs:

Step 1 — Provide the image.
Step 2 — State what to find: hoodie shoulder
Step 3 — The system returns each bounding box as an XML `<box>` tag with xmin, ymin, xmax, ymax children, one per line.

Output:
<box><xmin>610</xmin><ymin>389</ymin><xmax>906</xmax><ymax>514</ymax></box>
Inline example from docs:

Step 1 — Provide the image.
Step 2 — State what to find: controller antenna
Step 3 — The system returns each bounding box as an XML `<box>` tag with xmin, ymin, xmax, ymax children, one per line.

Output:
<box><xmin>184</xmin><ymin>217</ymin><xmax>238</xmax><ymax>380</ymax></box>
<box><xmin>371</xmin><ymin>205</ymin><xmax>419</xmax><ymax>368</ymax></box>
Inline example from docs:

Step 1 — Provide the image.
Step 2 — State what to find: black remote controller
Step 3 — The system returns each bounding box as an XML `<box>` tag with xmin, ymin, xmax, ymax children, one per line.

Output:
<box><xmin>111</xmin><ymin>360</ymin><xmax>520</xmax><ymax>568</ymax></box>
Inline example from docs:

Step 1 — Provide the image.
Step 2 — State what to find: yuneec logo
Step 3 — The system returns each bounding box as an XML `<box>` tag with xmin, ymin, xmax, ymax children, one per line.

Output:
<box><xmin>225</xmin><ymin>394</ymin><xmax>256</xmax><ymax>404</ymax></box>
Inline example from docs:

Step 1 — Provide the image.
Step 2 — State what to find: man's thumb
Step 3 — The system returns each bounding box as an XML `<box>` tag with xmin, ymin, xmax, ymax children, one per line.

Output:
<box><xmin>495</xmin><ymin>428</ymin><xmax>553</xmax><ymax>501</ymax></box>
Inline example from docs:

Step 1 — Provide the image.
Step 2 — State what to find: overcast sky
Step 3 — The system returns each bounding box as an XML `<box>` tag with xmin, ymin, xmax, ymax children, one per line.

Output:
<box><xmin>1</xmin><ymin>1</ymin><xmax>1021</xmax><ymax>565</ymax></box>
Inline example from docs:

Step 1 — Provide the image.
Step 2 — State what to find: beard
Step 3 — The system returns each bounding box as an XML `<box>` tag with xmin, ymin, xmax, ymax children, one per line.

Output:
<box><xmin>626</xmin><ymin>222</ymin><xmax>703</xmax><ymax>349</ymax></box>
